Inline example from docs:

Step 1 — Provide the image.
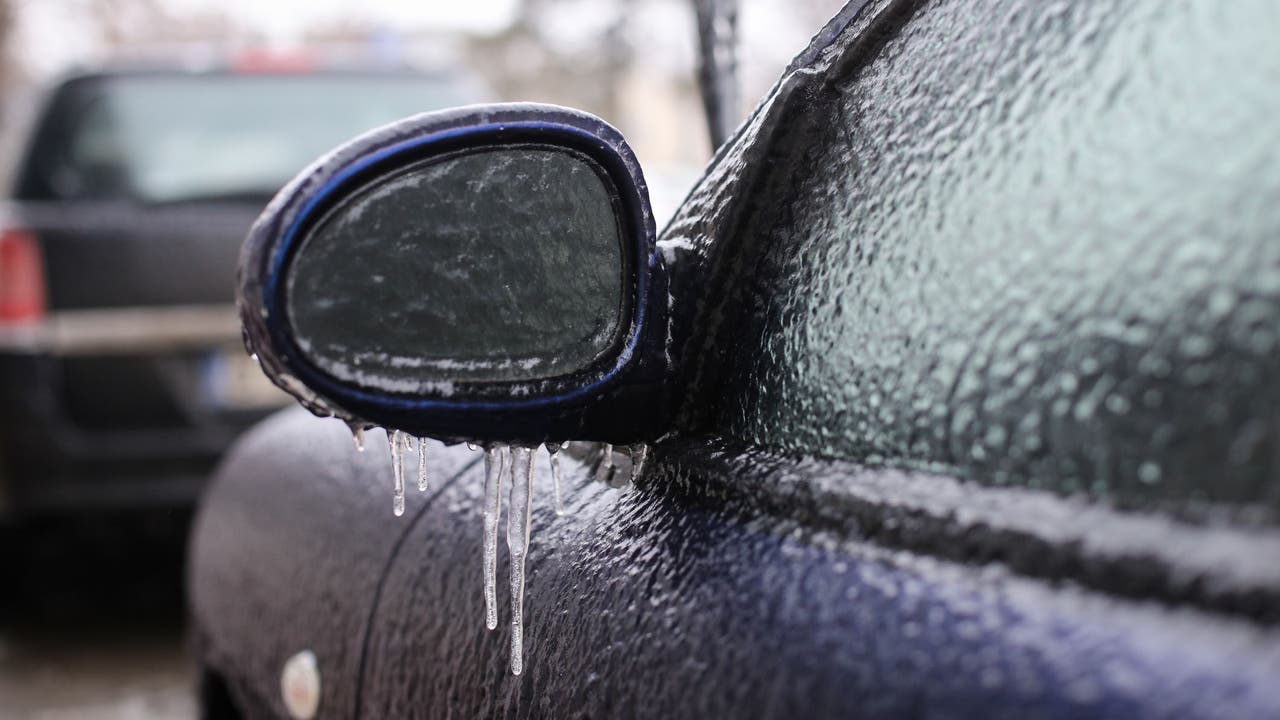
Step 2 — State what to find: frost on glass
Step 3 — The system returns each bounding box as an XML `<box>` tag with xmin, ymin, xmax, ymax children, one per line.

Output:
<box><xmin>707</xmin><ymin>0</ymin><xmax>1280</xmax><ymax>517</ymax></box>
<box><xmin>284</xmin><ymin>147</ymin><xmax>625</xmax><ymax>391</ymax></box>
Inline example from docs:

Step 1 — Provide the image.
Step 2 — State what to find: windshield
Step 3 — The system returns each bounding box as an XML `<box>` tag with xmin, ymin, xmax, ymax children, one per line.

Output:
<box><xmin>58</xmin><ymin>73</ymin><xmax>468</xmax><ymax>203</ymax></box>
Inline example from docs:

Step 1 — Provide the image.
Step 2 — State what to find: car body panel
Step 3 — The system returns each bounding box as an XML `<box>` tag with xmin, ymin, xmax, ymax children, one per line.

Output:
<box><xmin>192</xmin><ymin>409</ymin><xmax>1280</xmax><ymax>718</ymax></box>
<box><xmin>190</xmin><ymin>408</ymin><xmax>483</xmax><ymax>717</ymax></box>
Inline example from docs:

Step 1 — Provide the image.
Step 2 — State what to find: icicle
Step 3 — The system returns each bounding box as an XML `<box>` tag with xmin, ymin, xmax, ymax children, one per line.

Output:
<box><xmin>416</xmin><ymin>437</ymin><xmax>429</xmax><ymax>492</ymax></box>
<box><xmin>388</xmin><ymin>430</ymin><xmax>406</xmax><ymax>517</ymax></box>
<box><xmin>595</xmin><ymin>443</ymin><xmax>616</xmax><ymax>485</ymax></box>
<box><xmin>506</xmin><ymin>445</ymin><xmax>535</xmax><ymax>675</ymax></box>
<box><xmin>349</xmin><ymin>424</ymin><xmax>366</xmax><ymax>452</ymax></box>
<box><xmin>482</xmin><ymin>445</ymin><xmax>508</xmax><ymax>630</ymax></box>
<box><xmin>545</xmin><ymin>442</ymin><xmax>566</xmax><ymax>515</ymax></box>
<box><xmin>630</xmin><ymin>444</ymin><xmax>650</xmax><ymax>484</ymax></box>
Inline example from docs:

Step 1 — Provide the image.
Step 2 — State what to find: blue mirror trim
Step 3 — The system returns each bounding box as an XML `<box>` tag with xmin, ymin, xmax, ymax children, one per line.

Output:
<box><xmin>257</xmin><ymin>109</ymin><xmax>655</xmax><ymax>415</ymax></box>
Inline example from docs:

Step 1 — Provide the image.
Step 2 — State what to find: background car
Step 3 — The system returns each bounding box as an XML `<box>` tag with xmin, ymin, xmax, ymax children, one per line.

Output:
<box><xmin>0</xmin><ymin>62</ymin><xmax>475</xmax><ymax>615</ymax></box>
<box><xmin>191</xmin><ymin>0</ymin><xmax>1280</xmax><ymax>718</ymax></box>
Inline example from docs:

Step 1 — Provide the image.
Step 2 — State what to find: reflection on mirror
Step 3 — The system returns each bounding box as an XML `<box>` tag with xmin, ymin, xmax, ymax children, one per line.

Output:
<box><xmin>285</xmin><ymin>145</ymin><xmax>626</xmax><ymax>390</ymax></box>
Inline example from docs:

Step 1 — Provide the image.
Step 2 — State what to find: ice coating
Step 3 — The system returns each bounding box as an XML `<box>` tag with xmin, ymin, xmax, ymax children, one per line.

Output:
<box><xmin>662</xmin><ymin>0</ymin><xmax>1280</xmax><ymax>519</ymax></box>
<box><xmin>284</xmin><ymin>148</ymin><xmax>626</xmax><ymax>391</ymax></box>
<box><xmin>506</xmin><ymin>445</ymin><xmax>535</xmax><ymax>675</ymax></box>
<box><xmin>482</xmin><ymin>445</ymin><xmax>507</xmax><ymax>630</ymax></box>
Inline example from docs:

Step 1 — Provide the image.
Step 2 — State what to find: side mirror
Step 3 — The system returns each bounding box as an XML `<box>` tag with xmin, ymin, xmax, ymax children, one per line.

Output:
<box><xmin>238</xmin><ymin>104</ymin><xmax>668</xmax><ymax>444</ymax></box>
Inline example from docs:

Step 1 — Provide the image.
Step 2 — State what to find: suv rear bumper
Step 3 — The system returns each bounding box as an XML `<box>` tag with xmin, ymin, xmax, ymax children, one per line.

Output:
<box><xmin>0</xmin><ymin>306</ymin><xmax>287</xmax><ymax>518</ymax></box>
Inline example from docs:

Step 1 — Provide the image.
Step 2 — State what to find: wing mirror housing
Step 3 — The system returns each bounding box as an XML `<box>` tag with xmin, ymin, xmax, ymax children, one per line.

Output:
<box><xmin>238</xmin><ymin>104</ymin><xmax>669</xmax><ymax>444</ymax></box>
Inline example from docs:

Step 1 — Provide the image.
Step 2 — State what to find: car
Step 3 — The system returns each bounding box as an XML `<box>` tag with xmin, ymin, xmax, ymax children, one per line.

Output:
<box><xmin>190</xmin><ymin>2</ymin><xmax>1280</xmax><ymax>718</ymax></box>
<box><xmin>0</xmin><ymin>63</ymin><xmax>474</xmax><ymax>525</ymax></box>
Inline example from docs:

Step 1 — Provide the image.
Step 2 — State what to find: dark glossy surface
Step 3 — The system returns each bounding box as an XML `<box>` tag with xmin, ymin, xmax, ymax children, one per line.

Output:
<box><xmin>666</xmin><ymin>0</ymin><xmax>1280</xmax><ymax>520</ymax></box>
<box><xmin>287</xmin><ymin>147</ymin><xmax>625</xmax><ymax>387</ymax></box>
<box><xmin>191</xmin><ymin>410</ymin><xmax>1280</xmax><ymax>719</ymax></box>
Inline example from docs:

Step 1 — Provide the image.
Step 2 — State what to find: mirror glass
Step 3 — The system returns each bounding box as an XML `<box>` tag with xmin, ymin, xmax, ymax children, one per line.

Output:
<box><xmin>285</xmin><ymin>145</ymin><xmax>626</xmax><ymax>389</ymax></box>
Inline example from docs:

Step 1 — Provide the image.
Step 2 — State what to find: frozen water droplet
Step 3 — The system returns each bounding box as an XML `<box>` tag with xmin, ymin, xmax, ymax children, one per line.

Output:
<box><xmin>388</xmin><ymin>430</ymin><xmax>406</xmax><ymax>517</ymax></box>
<box><xmin>249</xmin><ymin>352</ymin><xmax>259</xmax><ymax>363</ymax></box>
<box><xmin>350</xmin><ymin>425</ymin><xmax>366</xmax><ymax>452</ymax></box>
<box><xmin>507</xmin><ymin>445</ymin><xmax>535</xmax><ymax>676</ymax></box>
<box><xmin>467</xmin><ymin>442</ymin><xmax>478</xmax><ymax>451</ymax></box>
<box><xmin>416</xmin><ymin>437</ymin><xmax>429</xmax><ymax>492</ymax></box>
<box><xmin>630</xmin><ymin>444</ymin><xmax>650</xmax><ymax>483</ymax></box>
<box><xmin>482</xmin><ymin>445</ymin><xmax>508</xmax><ymax>630</ymax></box>
<box><xmin>545</xmin><ymin>442</ymin><xmax>566</xmax><ymax>515</ymax></box>
<box><xmin>560</xmin><ymin>441</ymin><xmax>570</xmax><ymax>450</ymax></box>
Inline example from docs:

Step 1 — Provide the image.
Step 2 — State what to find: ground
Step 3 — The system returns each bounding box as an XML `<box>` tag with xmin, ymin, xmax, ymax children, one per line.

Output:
<box><xmin>0</xmin><ymin>512</ymin><xmax>196</xmax><ymax>719</ymax></box>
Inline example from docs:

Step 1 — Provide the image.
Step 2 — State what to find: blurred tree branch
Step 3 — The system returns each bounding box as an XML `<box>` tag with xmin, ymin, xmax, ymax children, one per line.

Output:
<box><xmin>84</xmin><ymin>0</ymin><xmax>245</xmax><ymax>51</ymax></box>
<box><xmin>693</xmin><ymin>0</ymin><xmax>738</xmax><ymax>150</ymax></box>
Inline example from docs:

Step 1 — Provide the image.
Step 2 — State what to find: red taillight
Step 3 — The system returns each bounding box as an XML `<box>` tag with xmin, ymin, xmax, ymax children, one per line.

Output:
<box><xmin>0</xmin><ymin>228</ymin><xmax>46</xmax><ymax>324</ymax></box>
<box><xmin>231</xmin><ymin>49</ymin><xmax>317</xmax><ymax>74</ymax></box>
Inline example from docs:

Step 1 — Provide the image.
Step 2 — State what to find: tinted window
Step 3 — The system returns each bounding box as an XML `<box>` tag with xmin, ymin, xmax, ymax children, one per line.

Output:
<box><xmin>47</xmin><ymin>73</ymin><xmax>466</xmax><ymax>202</ymax></box>
<box><xmin>712</xmin><ymin>0</ymin><xmax>1280</xmax><ymax>516</ymax></box>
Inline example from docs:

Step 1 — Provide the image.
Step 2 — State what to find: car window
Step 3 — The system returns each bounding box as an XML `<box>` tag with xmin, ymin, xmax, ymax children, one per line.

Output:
<box><xmin>49</xmin><ymin>73</ymin><xmax>467</xmax><ymax>203</ymax></box>
<box><xmin>708</xmin><ymin>0</ymin><xmax>1280</xmax><ymax>518</ymax></box>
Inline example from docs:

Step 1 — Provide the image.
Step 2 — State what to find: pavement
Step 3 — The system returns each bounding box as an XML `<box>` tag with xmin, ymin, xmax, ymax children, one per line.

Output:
<box><xmin>0</xmin><ymin>622</ymin><xmax>194</xmax><ymax>719</ymax></box>
<box><xmin>0</xmin><ymin>512</ymin><xmax>197</xmax><ymax>719</ymax></box>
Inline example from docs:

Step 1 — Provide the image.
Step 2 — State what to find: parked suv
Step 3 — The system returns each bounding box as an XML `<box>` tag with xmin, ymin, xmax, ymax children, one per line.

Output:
<box><xmin>0</xmin><ymin>64</ymin><xmax>472</xmax><ymax>520</ymax></box>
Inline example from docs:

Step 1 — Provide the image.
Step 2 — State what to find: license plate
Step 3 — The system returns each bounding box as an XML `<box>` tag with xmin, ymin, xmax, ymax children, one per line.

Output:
<box><xmin>200</xmin><ymin>348</ymin><xmax>292</xmax><ymax>409</ymax></box>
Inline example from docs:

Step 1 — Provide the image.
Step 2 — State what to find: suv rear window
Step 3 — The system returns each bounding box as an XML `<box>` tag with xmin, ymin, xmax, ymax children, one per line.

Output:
<box><xmin>30</xmin><ymin>73</ymin><xmax>467</xmax><ymax>203</ymax></box>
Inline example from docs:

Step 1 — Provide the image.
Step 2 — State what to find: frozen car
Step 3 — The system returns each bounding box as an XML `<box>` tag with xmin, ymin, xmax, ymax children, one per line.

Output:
<box><xmin>191</xmin><ymin>1</ymin><xmax>1280</xmax><ymax>718</ymax></box>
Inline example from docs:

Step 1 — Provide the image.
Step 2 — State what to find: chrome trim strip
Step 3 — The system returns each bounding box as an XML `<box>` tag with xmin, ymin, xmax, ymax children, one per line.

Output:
<box><xmin>0</xmin><ymin>304</ymin><xmax>240</xmax><ymax>355</ymax></box>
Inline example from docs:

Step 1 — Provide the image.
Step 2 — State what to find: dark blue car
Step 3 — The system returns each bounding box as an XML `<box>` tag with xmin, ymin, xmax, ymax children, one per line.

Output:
<box><xmin>190</xmin><ymin>1</ymin><xmax>1280</xmax><ymax>717</ymax></box>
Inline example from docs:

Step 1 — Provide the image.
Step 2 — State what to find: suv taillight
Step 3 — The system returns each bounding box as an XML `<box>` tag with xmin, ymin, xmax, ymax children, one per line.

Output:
<box><xmin>0</xmin><ymin>228</ymin><xmax>46</xmax><ymax>324</ymax></box>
